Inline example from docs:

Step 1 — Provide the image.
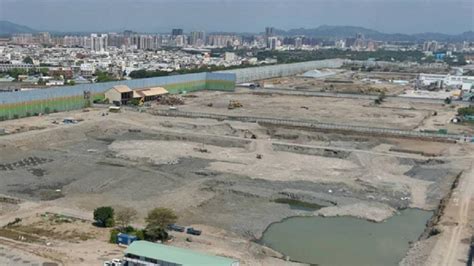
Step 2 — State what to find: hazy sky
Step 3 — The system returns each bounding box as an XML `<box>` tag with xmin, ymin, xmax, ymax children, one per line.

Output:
<box><xmin>1</xmin><ymin>0</ymin><xmax>473</xmax><ymax>34</ymax></box>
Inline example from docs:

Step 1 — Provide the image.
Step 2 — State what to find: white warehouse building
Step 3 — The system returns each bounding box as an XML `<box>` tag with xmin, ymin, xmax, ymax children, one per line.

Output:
<box><xmin>418</xmin><ymin>73</ymin><xmax>474</xmax><ymax>90</ymax></box>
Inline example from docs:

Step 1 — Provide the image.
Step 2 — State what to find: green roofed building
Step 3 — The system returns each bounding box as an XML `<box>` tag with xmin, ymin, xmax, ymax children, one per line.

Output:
<box><xmin>123</xmin><ymin>240</ymin><xmax>240</xmax><ymax>266</ymax></box>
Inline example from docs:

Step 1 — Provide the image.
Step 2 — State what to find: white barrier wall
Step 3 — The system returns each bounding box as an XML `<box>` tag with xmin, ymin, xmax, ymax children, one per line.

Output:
<box><xmin>218</xmin><ymin>59</ymin><xmax>346</xmax><ymax>83</ymax></box>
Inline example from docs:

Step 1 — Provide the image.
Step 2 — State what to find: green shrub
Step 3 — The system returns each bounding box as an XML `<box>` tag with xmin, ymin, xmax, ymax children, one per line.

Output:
<box><xmin>122</xmin><ymin>225</ymin><xmax>135</xmax><ymax>234</ymax></box>
<box><xmin>105</xmin><ymin>218</ymin><xmax>115</xmax><ymax>228</ymax></box>
<box><xmin>458</xmin><ymin>106</ymin><xmax>474</xmax><ymax>116</ymax></box>
<box><xmin>93</xmin><ymin>206</ymin><xmax>115</xmax><ymax>227</ymax></box>
<box><xmin>129</xmin><ymin>98</ymin><xmax>140</xmax><ymax>106</ymax></box>
<box><xmin>109</xmin><ymin>228</ymin><xmax>119</xmax><ymax>243</ymax></box>
<box><xmin>134</xmin><ymin>229</ymin><xmax>145</xmax><ymax>240</ymax></box>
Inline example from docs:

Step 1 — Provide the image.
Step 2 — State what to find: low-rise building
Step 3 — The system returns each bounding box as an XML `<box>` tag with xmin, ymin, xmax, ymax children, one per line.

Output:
<box><xmin>0</xmin><ymin>63</ymin><xmax>35</xmax><ymax>72</ymax></box>
<box><xmin>105</xmin><ymin>85</ymin><xmax>168</xmax><ymax>105</ymax></box>
<box><xmin>49</xmin><ymin>67</ymin><xmax>73</xmax><ymax>79</ymax></box>
<box><xmin>80</xmin><ymin>63</ymin><xmax>95</xmax><ymax>78</ymax></box>
<box><xmin>105</xmin><ymin>85</ymin><xmax>133</xmax><ymax>105</ymax></box>
<box><xmin>123</xmin><ymin>240</ymin><xmax>239</xmax><ymax>266</ymax></box>
<box><xmin>133</xmin><ymin>87</ymin><xmax>168</xmax><ymax>102</ymax></box>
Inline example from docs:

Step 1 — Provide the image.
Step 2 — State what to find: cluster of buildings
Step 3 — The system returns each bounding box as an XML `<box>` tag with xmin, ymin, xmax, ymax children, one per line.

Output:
<box><xmin>7</xmin><ymin>28</ymin><xmax>474</xmax><ymax>54</ymax></box>
<box><xmin>10</xmin><ymin>30</ymin><xmax>245</xmax><ymax>51</ymax></box>
<box><xmin>2</xmin><ymin>27</ymin><xmax>474</xmax><ymax>92</ymax></box>
<box><xmin>0</xmin><ymin>41</ymin><xmax>266</xmax><ymax>89</ymax></box>
<box><xmin>417</xmin><ymin>72</ymin><xmax>474</xmax><ymax>91</ymax></box>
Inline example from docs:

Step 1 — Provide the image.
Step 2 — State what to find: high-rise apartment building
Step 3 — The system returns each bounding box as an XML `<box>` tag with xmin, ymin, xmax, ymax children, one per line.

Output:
<box><xmin>265</xmin><ymin>27</ymin><xmax>274</xmax><ymax>37</ymax></box>
<box><xmin>37</xmin><ymin>32</ymin><xmax>51</xmax><ymax>44</ymax></box>
<box><xmin>295</xmin><ymin>37</ymin><xmax>303</xmax><ymax>49</ymax></box>
<box><xmin>63</xmin><ymin>36</ymin><xmax>89</xmax><ymax>47</ymax></box>
<box><xmin>171</xmin><ymin>29</ymin><xmax>183</xmax><ymax>36</ymax></box>
<box><xmin>189</xmin><ymin>31</ymin><xmax>205</xmax><ymax>46</ymax></box>
<box><xmin>268</xmin><ymin>36</ymin><xmax>278</xmax><ymax>50</ymax></box>
<box><xmin>206</xmin><ymin>35</ymin><xmax>242</xmax><ymax>47</ymax></box>
<box><xmin>423</xmin><ymin>41</ymin><xmax>439</xmax><ymax>52</ymax></box>
<box><xmin>90</xmin><ymin>34</ymin><xmax>108</xmax><ymax>52</ymax></box>
<box><xmin>265</xmin><ymin>27</ymin><xmax>275</xmax><ymax>49</ymax></box>
<box><xmin>12</xmin><ymin>34</ymin><xmax>34</xmax><ymax>45</ymax></box>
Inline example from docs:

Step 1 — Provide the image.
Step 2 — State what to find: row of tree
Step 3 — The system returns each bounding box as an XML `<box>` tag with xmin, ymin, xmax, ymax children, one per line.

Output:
<box><xmin>93</xmin><ymin>206</ymin><xmax>178</xmax><ymax>242</ymax></box>
<box><xmin>256</xmin><ymin>49</ymin><xmax>428</xmax><ymax>64</ymax></box>
<box><xmin>2</xmin><ymin>68</ymin><xmax>49</xmax><ymax>80</ymax></box>
<box><xmin>128</xmin><ymin>64</ymin><xmax>251</xmax><ymax>79</ymax></box>
<box><xmin>457</xmin><ymin>106</ymin><xmax>474</xmax><ymax>116</ymax></box>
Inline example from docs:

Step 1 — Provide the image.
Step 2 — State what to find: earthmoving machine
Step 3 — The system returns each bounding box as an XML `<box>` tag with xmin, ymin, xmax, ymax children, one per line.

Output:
<box><xmin>228</xmin><ymin>100</ymin><xmax>243</xmax><ymax>109</ymax></box>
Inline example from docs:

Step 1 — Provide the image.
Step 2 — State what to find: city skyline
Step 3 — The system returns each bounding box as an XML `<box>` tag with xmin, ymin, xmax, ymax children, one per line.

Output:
<box><xmin>0</xmin><ymin>0</ymin><xmax>473</xmax><ymax>34</ymax></box>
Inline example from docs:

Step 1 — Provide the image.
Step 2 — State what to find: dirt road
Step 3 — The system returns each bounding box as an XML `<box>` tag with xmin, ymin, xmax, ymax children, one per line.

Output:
<box><xmin>426</xmin><ymin>152</ymin><xmax>474</xmax><ymax>266</ymax></box>
<box><xmin>442</xmin><ymin>159</ymin><xmax>474</xmax><ymax>266</ymax></box>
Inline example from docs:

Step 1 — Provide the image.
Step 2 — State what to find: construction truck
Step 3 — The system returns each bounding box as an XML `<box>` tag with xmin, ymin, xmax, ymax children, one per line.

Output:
<box><xmin>228</xmin><ymin>100</ymin><xmax>243</xmax><ymax>109</ymax></box>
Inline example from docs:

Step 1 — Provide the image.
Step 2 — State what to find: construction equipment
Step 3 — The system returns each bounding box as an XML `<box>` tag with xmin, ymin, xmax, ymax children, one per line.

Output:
<box><xmin>228</xmin><ymin>100</ymin><xmax>243</xmax><ymax>110</ymax></box>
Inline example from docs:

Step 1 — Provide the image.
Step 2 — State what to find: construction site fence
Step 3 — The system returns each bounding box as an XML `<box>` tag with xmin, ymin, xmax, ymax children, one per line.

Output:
<box><xmin>217</xmin><ymin>59</ymin><xmax>346</xmax><ymax>83</ymax></box>
<box><xmin>0</xmin><ymin>72</ymin><xmax>235</xmax><ymax>120</ymax></box>
<box><xmin>150</xmin><ymin>109</ymin><xmax>469</xmax><ymax>142</ymax></box>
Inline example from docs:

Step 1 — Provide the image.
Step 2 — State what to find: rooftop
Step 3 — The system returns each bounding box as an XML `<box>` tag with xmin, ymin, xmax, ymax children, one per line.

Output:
<box><xmin>125</xmin><ymin>241</ymin><xmax>239</xmax><ymax>266</ymax></box>
<box><xmin>133</xmin><ymin>87</ymin><xmax>168</xmax><ymax>98</ymax></box>
<box><xmin>112</xmin><ymin>85</ymin><xmax>132</xmax><ymax>93</ymax></box>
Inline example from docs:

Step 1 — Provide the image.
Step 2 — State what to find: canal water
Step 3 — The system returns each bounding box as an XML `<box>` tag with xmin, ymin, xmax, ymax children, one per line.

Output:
<box><xmin>260</xmin><ymin>209</ymin><xmax>433</xmax><ymax>266</ymax></box>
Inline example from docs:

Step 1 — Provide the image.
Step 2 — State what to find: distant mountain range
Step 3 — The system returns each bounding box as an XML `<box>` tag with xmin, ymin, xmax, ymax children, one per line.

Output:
<box><xmin>0</xmin><ymin>20</ymin><xmax>37</xmax><ymax>35</ymax></box>
<box><xmin>1</xmin><ymin>20</ymin><xmax>473</xmax><ymax>42</ymax></box>
<box><xmin>274</xmin><ymin>25</ymin><xmax>474</xmax><ymax>42</ymax></box>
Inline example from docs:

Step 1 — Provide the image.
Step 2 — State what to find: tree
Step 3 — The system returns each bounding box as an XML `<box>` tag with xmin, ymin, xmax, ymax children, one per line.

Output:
<box><xmin>39</xmin><ymin>68</ymin><xmax>49</xmax><ymax>76</ymax></box>
<box><xmin>144</xmin><ymin>208</ymin><xmax>177</xmax><ymax>241</ymax></box>
<box><xmin>116</xmin><ymin>207</ymin><xmax>137</xmax><ymax>229</ymax></box>
<box><xmin>37</xmin><ymin>78</ymin><xmax>47</xmax><ymax>85</ymax></box>
<box><xmin>8</xmin><ymin>68</ymin><xmax>28</xmax><ymax>80</ymax></box>
<box><xmin>93</xmin><ymin>206</ymin><xmax>115</xmax><ymax>227</ymax></box>
<box><xmin>374</xmin><ymin>91</ymin><xmax>386</xmax><ymax>105</ymax></box>
<box><xmin>145</xmin><ymin>208</ymin><xmax>177</xmax><ymax>229</ymax></box>
<box><xmin>95</xmin><ymin>70</ymin><xmax>115</xmax><ymax>83</ymax></box>
<box><xmin>23</xmin><ymin>56</ymin><xmax>33</xmax><ymax>64</ymax></box>
<box><xmin>458</xmin><ymin>106</ymin><xmax>474</xmax><ymax>116</ymax></box>
<box><xmin>144</xmin><ymin>226</ymin><xmax>169</xmax><ymax>242</ymax></box>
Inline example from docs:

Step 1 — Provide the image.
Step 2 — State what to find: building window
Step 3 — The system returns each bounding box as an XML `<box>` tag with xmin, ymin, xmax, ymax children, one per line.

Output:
<box><xmin>125</xmin><ymin>253</ymin><xmax>140</xmax><ymax>259</ymax></box>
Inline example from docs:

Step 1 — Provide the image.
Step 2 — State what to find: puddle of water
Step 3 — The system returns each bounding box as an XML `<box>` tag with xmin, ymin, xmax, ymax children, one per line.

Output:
<box><xmin>260</xmin><ymin>208</ymin><xmax>432</xmax><ymax>266</ymax></box>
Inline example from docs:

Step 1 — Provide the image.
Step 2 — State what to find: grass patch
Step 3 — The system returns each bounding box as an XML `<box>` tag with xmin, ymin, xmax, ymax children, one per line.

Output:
<box><xmin>39</xmin><ymin>190</ymin><xmax>64</xmax><ymax>201</ymax></box>
<box><xmin>0</xmin><ymin>228</ymin><xmax>42</xmax><ymax>243</ymax></box>
<box><xmin>272</xmin><ymin>198</ymin><xmax>324</xmax><ymax>210</ymax></box>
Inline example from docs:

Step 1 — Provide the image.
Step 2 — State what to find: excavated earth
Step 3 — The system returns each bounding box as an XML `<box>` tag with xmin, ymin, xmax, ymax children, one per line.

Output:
<box><xmin>0</xmin><ymin>112</ymin><xmax>464</xmax><ymax>243</ymax></box>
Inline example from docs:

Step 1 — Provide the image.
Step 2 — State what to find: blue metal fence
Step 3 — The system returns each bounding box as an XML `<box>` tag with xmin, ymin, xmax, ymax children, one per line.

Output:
<box><xmin>0</xmin><ymin>72</ymin><xmax>235</xmax><ymax>105</ymax></box>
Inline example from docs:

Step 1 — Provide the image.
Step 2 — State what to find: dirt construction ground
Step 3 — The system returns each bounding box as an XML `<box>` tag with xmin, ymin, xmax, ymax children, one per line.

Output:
<box><xmin>0</xmin><ymin>88</ymin><xmax>473</xmax><ymax>265</ymax></box>
<box><xmin>259</xmin><ymin>70</ymin><xmax>416</xmax><ymax>95</ymax></box>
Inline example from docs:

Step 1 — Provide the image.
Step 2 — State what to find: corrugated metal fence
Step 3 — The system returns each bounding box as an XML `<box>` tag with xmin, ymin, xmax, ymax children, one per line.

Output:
<box><xmin>0</xmin><ymin>72</ymin><xmax>235</xmax><ymax>119</ymax></box>
<box><xmin>218</xmin><ymin>59</ymin><xmax>346</xmax><ymax>83</ymax></box>
<box><xmin>0</xmin><ymin>59</ymin><xmax>348</xmax><ymax>120</ymax></box>
<box><xmin>0</xmin><ymin>72</ymin><xmax>236</xmax><ymax>105</ymax></box>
